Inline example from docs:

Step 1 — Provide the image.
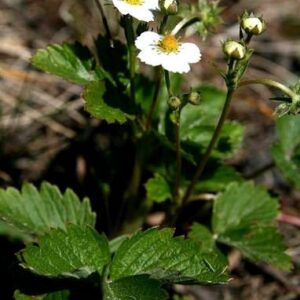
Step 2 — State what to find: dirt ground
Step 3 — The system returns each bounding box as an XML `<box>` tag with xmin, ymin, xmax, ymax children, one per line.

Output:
<box><xmin>0</xmin><ymin>0</ymin><xmax>300</xmax><ymax>299</ymax></box>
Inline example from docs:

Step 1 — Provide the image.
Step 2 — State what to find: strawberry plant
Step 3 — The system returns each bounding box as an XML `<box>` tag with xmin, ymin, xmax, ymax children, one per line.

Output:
<box><xmin>1</xmin><ymin>1</ymin><xmax>299</xmax><ymax>299</ymax></box>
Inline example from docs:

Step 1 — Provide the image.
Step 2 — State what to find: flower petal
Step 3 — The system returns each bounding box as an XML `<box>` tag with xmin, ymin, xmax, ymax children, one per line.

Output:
<box><xmin>138</xmin><ymin>47</ymin><xmax>163</xmax><ymax>66</ymax></box>
<box><xmin>135</xmin><ymin>31</ymin><xmax>161</xmax><ymax>50</ymax></box>
<box><xmin>112</xmin><ymin>0</ymin><xmax>130</xmax><ymax>15</ymax></box>
<box><xmin>112</xmin><ymin>0</ymin><xmax>158</xmax><ymax>22</ymax></box>
<box><xmin>126</xmin><ymin>5</ymin><xmax>154</xmax><ymax>22</ymax></box>
<box><xmin>144</xmin><ymin>0</ymin><xmax>160</xmax><ymax>10</ymax></box>
<box><xmin>180</xmin><ymin>43</ymin><xmax>201</xmax><ymax>63</ymax></box>
<box><xmin>161</xmin><ymin>54</ymin><xmax>191</xmax><ymax>73</ymax></box>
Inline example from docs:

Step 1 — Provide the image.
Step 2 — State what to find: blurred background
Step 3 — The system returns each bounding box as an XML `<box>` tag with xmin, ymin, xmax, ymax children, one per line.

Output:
<box><xmin>0</xmin><ymin>0</ymin><xmax>300</xmax><ymax>299</ymax></box>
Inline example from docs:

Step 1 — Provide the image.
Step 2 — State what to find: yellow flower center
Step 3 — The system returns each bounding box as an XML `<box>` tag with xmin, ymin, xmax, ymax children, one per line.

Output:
<box><xmin>158</xmin><ymin>35</ymin><xmax>179</xmax><ymax>53</ymax></box>
<box><xmin>123</xmin><ymin>0</ymin><xmax>144</xmax><ymax>5</ymax></box>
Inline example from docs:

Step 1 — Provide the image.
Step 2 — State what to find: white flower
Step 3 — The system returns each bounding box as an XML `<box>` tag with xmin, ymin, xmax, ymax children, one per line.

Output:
<box><xmin>112</xmin><ymin>0</ymin><xmax>159</xmax><ymax>22</ymax></box>
<box><xmin>135</xmin><ymin>31</ymin><xmax>201</xmax><ymax>73</ymax></box>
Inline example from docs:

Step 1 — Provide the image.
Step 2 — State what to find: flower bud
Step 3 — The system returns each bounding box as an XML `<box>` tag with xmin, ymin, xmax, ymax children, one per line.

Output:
<box><xmin>184</xmin><ymin>91</ymin><xmax>201</xmax><ymax>105</ymax></box>
<box><xmin>160</xmin><ymin>0</ymin><xmax>178</xmax><ymax>15</ymax></box>
<box><xmin>168</xmin><ymin>96</ymin><xmax>181</xmax><ymax>109</ymax></box>
<box><xmin>223</xmin><ymin>40</ymin><xmax>246</xmax><ymax>60</ymax></box>
<box><xmin>241</xmin><ymin>16</ymin><xmax>266</xmax><ymax>35</ymax></box>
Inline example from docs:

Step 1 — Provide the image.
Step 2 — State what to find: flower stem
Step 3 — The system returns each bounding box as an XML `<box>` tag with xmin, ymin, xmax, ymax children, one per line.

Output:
<box><xmin>174</xmin><ymin>114</ymin><xmax>182</xmax><ymax>205</ymax></box>
<box><xmin>160</xmin><ymin>15</ymin><xmax>169</xmax><ymax>34</ymax></box>
<box><xmin>146</xmin><ymin>68</ymin><xmax>163</xmax><ymax>131</ymax></box>
<box><xmin>124</xmin><ymin>16</ymin><xmax>136</xmax><ymax>102</ymax></box>
<box><xmin>238</xmin><ymin>79</ymin><xmax>297</xmax><ymax>100</ymax></box>
<box><xmin>95</xmin><ymin>0</ymin><xmax>113</xmax><ymax>46</ymax></box>
<box><xmin>164</xmin><ymin>70</ymin><xmax>182</xmax><ymax>205</ymax></box>
<box><xmin>172</xmin><ymin>16</ymin><xmax>200</xmax><ymax>36</ymax></box>
<box><xmin>181</xmin><ymin>86</ymin><xmax>235</xmax><ymax>205</ymax></box>
<box><xmin>164</xmin><ymin>70</ymin><xmax>172</xmax><ymax>96</ymax></box>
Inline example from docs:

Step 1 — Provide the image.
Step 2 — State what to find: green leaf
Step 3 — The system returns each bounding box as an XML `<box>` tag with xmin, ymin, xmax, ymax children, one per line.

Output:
<box><xmin>145</xmin><ymin>173</ymin><xmax>172</xmax><ymax>203</ymax></box>
<box><xmin>272</xmin><ymin>115</ymin><xmax>300</xmax><ymax>189</ymax></box>
<box><xmin>110</xmin><ymin>228</ymin><xmax>228</xmax><ymax>284</ymax></box>
<box><xmin>32</xmin><ymin>43</ymin><xmax>103</xmax><ymax>85</ymax></box>
<box><xmin>19</xmin><ymin>225</ymin><xmax>110</xmax><ymax>278</ymax></box>
<box><xmin>104</xmin><ymin>275</ymin><xmax>168</xmax><ymax>300</ymax></box>
<box><xmin>109</xmin><ymin>235</ymin><xmax>130</xmax><ymax>253</ymax></box>
<box><xmin>14</xmin><ymin>290</ymin><xmax>70</xmax><ymax>300</ymax></box>
<box><xmin>0</xmin><ymin>182</ymin><xmax>96</xmax><ymax>238</ymax></box>
<box><xmin>83</xmin><ymin>81</ymin><xmax>135</xmax><ymax>124</ymax></box>
<box><xmin>195</xmin><ymin>165</ymin><xmax>243</xmax><ymax>193</ymax></box>
<box><xmin>212</xmin><ymin>182</ymin><xmax>291</xmax><ymax>270</ymax></box>
<box><xmin>0</xmin><ymin>220</ymin><xmax>31</xmax><ymax>241</ymax></box>
<box><xmin>189</xmin><ymin>223</ymin><xmax>216</xmax><ymax>253</ymax></box>
<box><xmin>180</xmin><ymin>86</ymin><xmax>244</xmax><ymax>158</ymax></box>
<box><xmin>218</xmin><ymin>225</ymin><xmax>290</xmax><ymax>271</ymax></box>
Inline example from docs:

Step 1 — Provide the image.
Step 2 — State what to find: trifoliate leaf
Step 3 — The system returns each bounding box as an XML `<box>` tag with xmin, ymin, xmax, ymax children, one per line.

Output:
<box><xmin>272</xmin><ymin>115</ymin><xmax>300</xmax><ymax>189</ymax></box>
<box><xmin>14</xmin><ymin>290</ymin><xmax>70</xmax><ymax>300</ymax></box>
<box><xmin>0</xmin><ymin>182</ymin><xmax>95</xmax><ymax>238</ymax></box>
<box><xmin>104</xmin><ymin>275</ymin><xmax>168</xmax><ymax>300</ymax></box>
<box><xmin>32</xmin><ymin>43</ymin><xmax>104</xmax><ymax>85</ymax></box>
<box><xmin>145</xmin><ymin>173</ymin><xmax>172</xmax><ymax>203</ymax></box>
<box><xmin>212</xmin><ymin>182</ymin><xmax>291</xmax><ymax>270</ymax></box>
<box><xmin>110</xmin><ymin>227</ymin><xmax>228</xmax><ymax>284</ymax></box>
<box><xmin>19</xmin><ymin>225</ymin><xmax>110</xmax><ymax>278</ymax></box>
<box><xmin>83</xmin><ymin>81</ymin><xmax>135</xmax><ymax>124</ymax></box>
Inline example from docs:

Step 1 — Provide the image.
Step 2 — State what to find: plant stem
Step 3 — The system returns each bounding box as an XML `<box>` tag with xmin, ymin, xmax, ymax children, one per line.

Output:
<box><xmin>171</xmin><ymin>16</ymin><xmax>200</xmax><ymax>35</ymax></box>
<box><xmin>238</xmin><ymin>79</ymin><xmax>297</xmax><ymax>100</ymax></box>
<box><xmin>164</xmin><ymin>70</ymin><xmax>182</xmax><ymax>204</ymax></box>
<box><xmin>174</xmin><ymin>115</ymin><xmax>182</xmax><ymax>204</ymax></box>
<box><xmin>124</xmin><ymin>16</ymin><xmax>136</xmax><ymax>102</ymax></box>
<box><xmin>181</xmin><ymin>87</ymin><xmax>235</xmax><ymax>205</ymax></box>
<box><xmin>146</xmin><ymin>68</ymin><xmax>163</xmax><ymax>130</ymax></box>
<box><xmin>95</xmin><ymin>0</ymin><xmax>113</xmax><ymax>46</ymax></box>
<box><xmin>164</xmin><ymin>70</ymin><xmax>172</xmax><ymax>96</ymax></box>
<box><xmin>160</xmin><ymin>15</ymin><xmax>169</xmax><ymax>33</ymax></box>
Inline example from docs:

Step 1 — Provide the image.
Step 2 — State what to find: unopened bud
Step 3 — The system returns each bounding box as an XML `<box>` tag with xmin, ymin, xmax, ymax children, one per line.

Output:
<box><xmin>223</xmin><ymin>40</ymin><xmax>246</xmax><ymax>60</ymax></box>
<box><xmin>168</xmin><ymin>96</ymin><xmax>181</xmax><ymax>109</ymax></box>
<box><xmin>241</xmin><ymin>16</ymin><xmax>266</xmax><ymax>35</ymax></box>
<box><xmin>160</xmin><ymin>0</ymin><xmax>178</xmax><ymax>15</ymax></box>
<box><xmin>187</xmin><ymin>91</ymin><xmax>201</xmax><ymax>105</ymax></box>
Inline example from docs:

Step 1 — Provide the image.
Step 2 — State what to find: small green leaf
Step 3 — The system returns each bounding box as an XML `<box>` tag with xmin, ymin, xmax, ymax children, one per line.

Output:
<box><xmin>0</xmin><ymin>182</ymin><xmax>95</xmax><ymax>238</ymax></box>
<box><xmin>14</xmin><ymin>290</ymin><xmax>70</xmax><ymax>300</ymax></box>
<box><xmin>189</xmin><ymin>223</ymin><xmax>216</xmax><ymax>253</ymax></box>
<box><xmin>83</xmin><ymin>81</ymin><xmax>135</xmax><ymax>124</ymax></box>
<box><xmin>272</xmin><ymin>115</ymin><xmax>300</xmax><ymax>189</ymax></box>
<box><xmin>111</xmin><ymin>228</ymin><xmax>228</xmax><ymax>284</ymax></box>
<box><xmin>109</xmin><ymin>235</ymin><xmax>130</xmax><ymax>253</ymax></box>
<box><xmin>104</xmin><ymin>275</ymin><xmax>168</xmax><ymax>300</ymax></box>
<box><xmin>180</xmin><ymin>86</ymin><xmax>244</xmax><ymax>158</ymax></box>
<box><xmin>32</xmin><ymin>43</ymin><xmax>102</xmax><ymax>85</ymax></box>
<box><xmin>145</xmin><ymin>173</ymin><xmax>172</xmax><ymax>203</ymax></box>
<box><xmin>19</xmin><ymin>225</ymin><xmax>110</xmax><ymax>278</ymax></box>
<box><xmin>195</xmin><ymin>165</ymin><xmax>243</xmax><ymax>192</ymax></box>
<box><xmin>212</xmin><ymin>182</ymin><xmax>291</xmax><ymax>270</ymax></box>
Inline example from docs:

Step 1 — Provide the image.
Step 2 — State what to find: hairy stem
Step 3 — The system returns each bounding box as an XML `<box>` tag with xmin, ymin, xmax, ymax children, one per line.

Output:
<box><xmin>164</xmin><ymin>70</ymin><xmax>172</xmax><ymax>96</ymax></box>
<box><xmin>238</xmin><ymin>79</ymin><xmax>297</xmax><ymax>100</ymax></box>
<box><xmin>146</xmin><ymin>68</ymin><xmax>163</xmax><ymax>131</ymax></box>
<box><xmin>124</xmin><ymin>16</ymin><xmax>136</xmax><ymax>102</ymax></box>
<box><xmin>95</xmin><ymin>0</ymin><xmax>113</xmax><ymax>46</ymax></box>
<box><xmin>181</xmin><ymin>87</ymin><xmax>235</xmax><ymax>205</ymax></box>
<box><xmin>174</xmin><ymin>116</ymin><xmax>182</xmax><ymax>204</ymax></box>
